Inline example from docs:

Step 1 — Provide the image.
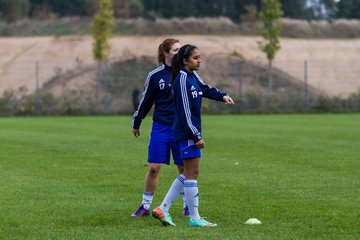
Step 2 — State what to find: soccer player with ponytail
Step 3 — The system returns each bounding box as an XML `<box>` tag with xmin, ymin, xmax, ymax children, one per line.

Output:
<box><xmin>131</xmin><ymin>39</ymin><xmax>190</xmax><ymax>218</ymax></box>
<box><xmin>152</xmin><ymin>44</ymin><xmax>234</xmax><ymax>227</ymax></box>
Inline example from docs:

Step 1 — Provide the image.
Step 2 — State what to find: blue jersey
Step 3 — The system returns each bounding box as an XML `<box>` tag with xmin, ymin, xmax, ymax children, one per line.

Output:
<box><xmin>132</xmin><ymin>64</ymin><xmax>174</xmax><ymax>129</ymax></box>
<box><xmin>172</xmin><ymin>68</ymin><xmax>228</xmax><ymax>143</ymax></box>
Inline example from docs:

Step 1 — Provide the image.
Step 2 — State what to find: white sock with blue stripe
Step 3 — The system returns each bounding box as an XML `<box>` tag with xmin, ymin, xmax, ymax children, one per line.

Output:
<box><xmin>160</xmin><ymin>174</ymin><xmax>185</xmax><ymax>211</ymax></box>
<box><xmin>142</xmin><ymin>192</ymin><xmax>153</xmax><ymax>210</ymax></box>
<box><xmin>184</xmin><ymin>179</ymin><xmax>200</xmax><ymax>221</ymax></box>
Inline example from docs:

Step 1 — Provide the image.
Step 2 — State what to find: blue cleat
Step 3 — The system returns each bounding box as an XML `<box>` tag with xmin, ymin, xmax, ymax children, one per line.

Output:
<box><xmin>189</xmin><ymin>218</ymin><xmax>217</xmax><ymax>227</ymax></box>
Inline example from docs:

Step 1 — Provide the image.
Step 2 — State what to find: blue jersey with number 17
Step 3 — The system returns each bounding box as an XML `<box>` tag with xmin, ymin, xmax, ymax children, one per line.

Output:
<box><xmin>132</xmin><ymin>64</ymin><xmax>174</xmax><ymax>129</ymax></box>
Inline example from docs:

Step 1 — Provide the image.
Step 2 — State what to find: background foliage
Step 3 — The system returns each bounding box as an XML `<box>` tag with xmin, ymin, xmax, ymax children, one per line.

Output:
<box><xmin>1</xmin><ymin>56</ymin><xmax>360</xmax><ymax>116</ymax></box>
<box><xmin>0</xmin><ymin>0</ymin><xmax>359</xmax><ymax>22</ymax></box>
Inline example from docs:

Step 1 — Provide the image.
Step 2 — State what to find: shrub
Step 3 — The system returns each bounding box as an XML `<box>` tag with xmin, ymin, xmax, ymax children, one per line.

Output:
<box><xmin>0</xmin><ymin>89</ymin><xmax>17</xmax><ymax>115</ymax></box>
<box><xmin>0</xmin><ymin>0</ymin><xmax>30</xmax><ymax>22</ymax></box>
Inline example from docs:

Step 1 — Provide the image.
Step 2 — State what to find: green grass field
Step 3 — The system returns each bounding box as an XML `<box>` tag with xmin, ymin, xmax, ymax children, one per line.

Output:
<box><xmin>1</xmin><ymin>114</ymin><xmax>359</xmax><ymax>240</ymax></box>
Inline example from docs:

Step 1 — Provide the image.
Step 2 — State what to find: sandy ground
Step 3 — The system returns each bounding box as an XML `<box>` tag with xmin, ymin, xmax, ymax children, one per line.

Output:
<box><xmin>1</xmin><ymin>35</ymin><xmax>360</xmax><ymax>97</ymax></box>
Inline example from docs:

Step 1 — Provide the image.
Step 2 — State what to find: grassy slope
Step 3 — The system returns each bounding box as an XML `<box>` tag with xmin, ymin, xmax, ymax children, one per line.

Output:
<box><xmin>0</xmin><ymin>114</ymin><xmax>359</xmax><ymax>239</ymax></box>
<box><xmin>1</xmin><ymin>18</ymin><xmax>360</xmax><ymax>39</ymax></box>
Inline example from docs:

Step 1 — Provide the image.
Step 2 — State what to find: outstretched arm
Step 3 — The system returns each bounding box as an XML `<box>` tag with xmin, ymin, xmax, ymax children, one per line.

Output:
<box><xmin>194</xmin><ymin>71</ymin><xmax>234</xmax><ymax>104</ymax></box>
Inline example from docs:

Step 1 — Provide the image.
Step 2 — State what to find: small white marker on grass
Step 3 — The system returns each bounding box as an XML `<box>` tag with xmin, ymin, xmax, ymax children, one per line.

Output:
<box><xmin>245</xmin><ymin>218</ymin><xmax>262</xmax><ymax>225</ymax></box>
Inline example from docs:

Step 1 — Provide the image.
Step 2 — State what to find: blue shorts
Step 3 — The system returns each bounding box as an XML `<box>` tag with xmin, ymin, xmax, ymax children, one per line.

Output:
<box><xmin>148</xmin><ymin>122</ymin><xmax>182</xmax><ymax>165</ymax></box>
<box><xmin>179</xmin><ymin>139</ymin><xmax>201</xmax><ymax>159</ymax></box>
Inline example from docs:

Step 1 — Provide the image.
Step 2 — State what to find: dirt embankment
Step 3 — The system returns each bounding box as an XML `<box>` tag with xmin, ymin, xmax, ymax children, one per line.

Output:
<box><xmin>1</xmin><ymin>35</ymin><xmax>360</xmax><ymax>97</ymax></box>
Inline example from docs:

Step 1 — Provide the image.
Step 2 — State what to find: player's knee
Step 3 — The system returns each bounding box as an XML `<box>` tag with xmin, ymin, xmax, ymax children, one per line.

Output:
<box><xmin>148</xmin><ymin>165</ymin><xmax>161</xmax><ymax>175</ymax></box>
<box><xmin>192</xmin><ymin>169</ymin><xmax>199</xmax><ymax>178</ymax></box>
<box><xmin>185</xmin><ymin>168</ymin><xmax>199</xmax><ymax>179</ymax></box>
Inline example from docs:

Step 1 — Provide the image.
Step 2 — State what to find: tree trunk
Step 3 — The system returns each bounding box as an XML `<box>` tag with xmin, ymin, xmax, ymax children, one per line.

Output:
<box><xmin>268</xmin><ymin>60</ymin><xmax>272</xmax><ymax>97</ymax></box>
<box><xmin>103</xmin><ymin>61</ymin><xmax>108</xmax><ymax>114</ymax></box>
<box><xmin>96</xmin><ymin>61</ymin><xmax>102</xmax><ymax>107</ymax></box>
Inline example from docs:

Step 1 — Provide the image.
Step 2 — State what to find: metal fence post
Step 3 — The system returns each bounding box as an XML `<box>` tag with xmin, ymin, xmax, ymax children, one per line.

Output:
<box><xmin>304</xmin><ymin>60</ymin><xmax>308</xmax><ymax>111</ymax></box>
<box><xmin>238</xmin><ymin>60</ymin><xmax>243</xmax><ymax>113</ymax></box>
<box><xmin>35</xmin><ymin>61</ymin><xmax>40</xmax><ymax>115</ymax></box>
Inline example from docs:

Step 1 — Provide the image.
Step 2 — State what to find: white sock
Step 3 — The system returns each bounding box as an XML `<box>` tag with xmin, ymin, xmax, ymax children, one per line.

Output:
<box><xmin>142</xmin><ymin>192</ymin><xmax>153</xmax><ymax>210</ymax></box>
<box><xmin>184</xmin><ymin>179</ymin><xmax>200</xmax><ymax>221</ymax></box>
<box><xmin>160</xmin><ymin>174</ymin><xmax>185</xmax><ymax>211</ymax></box>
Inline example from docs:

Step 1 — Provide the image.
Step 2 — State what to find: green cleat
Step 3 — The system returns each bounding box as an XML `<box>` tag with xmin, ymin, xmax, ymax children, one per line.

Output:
<box><xmin>189</xmin><ymin>218</ymin><xmax>217</xmax><ymax>228</ymax></box>
<box><xmin>152</xmin><ymin>207</ymin><xmax>176</xmax><ymax>227</ymax></box>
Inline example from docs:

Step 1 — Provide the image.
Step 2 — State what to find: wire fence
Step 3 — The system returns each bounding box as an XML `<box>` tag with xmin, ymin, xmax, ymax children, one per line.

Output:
<box><xmin>1</xmin><ymin>58</ymin><xmax>360</xmax><ymax>116</ymax></box>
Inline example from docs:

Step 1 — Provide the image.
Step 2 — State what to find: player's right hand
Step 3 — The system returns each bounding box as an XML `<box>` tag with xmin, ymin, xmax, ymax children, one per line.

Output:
<box><xmin>133</xmin><ymin>129</ymin><xmax>140</xmax><ymax>137</ymax></box>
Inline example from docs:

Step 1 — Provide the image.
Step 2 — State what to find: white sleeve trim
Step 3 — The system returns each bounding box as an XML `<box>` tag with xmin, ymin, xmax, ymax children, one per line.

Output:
<box><xmin>132</xmin><ymin>65</ymin><xmax>164</xmax><ymax>127</ymax></box>
<box><xmin>179</xmin><ymin>72</ymin><xmax>199</xmax><ymax>135</ymax></box>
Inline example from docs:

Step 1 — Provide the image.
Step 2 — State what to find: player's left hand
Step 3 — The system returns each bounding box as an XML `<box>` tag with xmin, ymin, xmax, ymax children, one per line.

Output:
<box><xmin>223</xmin><ymin>95</ymin><xmax>234</xmax><ymax>105</ymax></box>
